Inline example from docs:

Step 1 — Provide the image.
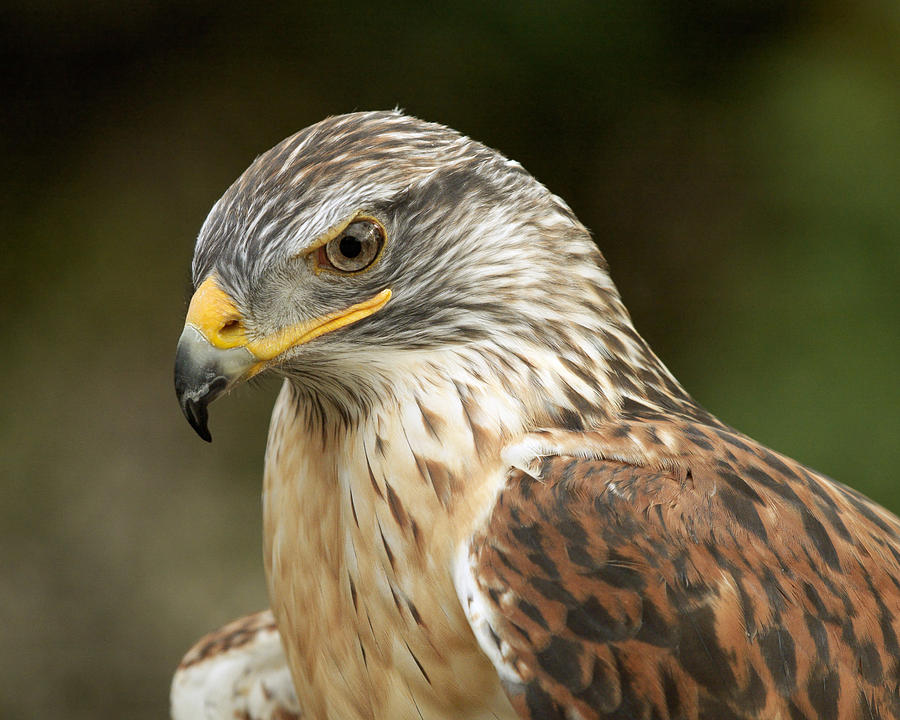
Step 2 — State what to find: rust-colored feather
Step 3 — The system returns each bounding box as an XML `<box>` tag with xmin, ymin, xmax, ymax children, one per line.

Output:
<box><xmin>469</xmin><ymin>419</ymin><xmax>900</xmax><ymax>719</ymax></box>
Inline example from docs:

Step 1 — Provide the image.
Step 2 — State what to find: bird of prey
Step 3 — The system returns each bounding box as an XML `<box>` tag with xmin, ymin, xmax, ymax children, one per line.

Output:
<box><xmin>172</xmin><ymin>111</ymin><xmax>900</xmax><ymax>720</ymax></box>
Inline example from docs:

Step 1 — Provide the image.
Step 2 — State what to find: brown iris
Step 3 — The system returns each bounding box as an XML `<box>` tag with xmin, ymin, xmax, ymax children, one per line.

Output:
<box><xmin>317</xmin><ymin>218</ymin><xmax>384</xmax><ymax>273</ymax></box>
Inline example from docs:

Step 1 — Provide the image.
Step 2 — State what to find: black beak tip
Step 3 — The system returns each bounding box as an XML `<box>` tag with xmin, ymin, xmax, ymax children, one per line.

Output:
<box><xmin>181</xmin><ymin>396</ymin><xmax>213</xmax><ymax>443</ymax></box>
<box><xmin>175</xmin><ymin>332</ymin><xmax>232</xmax><ymax>443</ymax></box>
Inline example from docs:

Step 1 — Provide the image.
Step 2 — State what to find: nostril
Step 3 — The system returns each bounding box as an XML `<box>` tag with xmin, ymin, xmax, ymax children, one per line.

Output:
<box><xmin>219</xmin><ymin>319</ymin><xmax>243</xmax><ymax>337</ymax></box>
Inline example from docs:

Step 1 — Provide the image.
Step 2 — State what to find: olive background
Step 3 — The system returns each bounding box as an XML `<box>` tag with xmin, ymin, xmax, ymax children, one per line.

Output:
<box><xmin>2</xmin><ymin>2</ymin><xmax>898</xmax><ymax>717</ymax></box>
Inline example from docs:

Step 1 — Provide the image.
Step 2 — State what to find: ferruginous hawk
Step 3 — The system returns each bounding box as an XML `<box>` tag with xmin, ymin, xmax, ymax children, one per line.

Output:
<box><xmin>172</xmin><ymin>111</ymin><xmax>900</xmax><ymax>720</ymax></box>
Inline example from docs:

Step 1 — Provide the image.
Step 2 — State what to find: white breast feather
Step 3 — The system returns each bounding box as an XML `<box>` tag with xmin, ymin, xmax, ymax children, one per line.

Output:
<box><xmin>171</xmin><ymin>613</ymin><xmax>300</xmax><ymax>720</ymax></box>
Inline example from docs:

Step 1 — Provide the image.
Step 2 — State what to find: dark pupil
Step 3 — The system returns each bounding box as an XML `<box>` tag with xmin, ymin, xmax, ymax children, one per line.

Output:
<box><xmin>339</xmin><ymin>235</ymin><xmax>362</xmax><ymax>258</ymax></box>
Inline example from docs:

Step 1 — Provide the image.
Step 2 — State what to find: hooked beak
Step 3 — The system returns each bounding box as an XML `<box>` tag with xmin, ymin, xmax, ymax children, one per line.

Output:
<box><xmin>174</xmin><ymin>324</ymin><xmax>257</xmax><ymax>441</ymax></box>
<box><xmin>174</xmin><ymin>277</ymin><xmax>261</xmax><ymax>441</ymax></box>
<box><xmin>174</xmin><ymin>276</ymin><xmax>392</xmax><ymax>442</ymax></box>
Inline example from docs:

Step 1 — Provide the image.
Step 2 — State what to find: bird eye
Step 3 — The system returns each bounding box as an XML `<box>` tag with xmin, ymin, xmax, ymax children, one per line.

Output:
<box><xmin>318</xmin><ymin>219</ymin><xmax>384</xmax><ymax>273</ymax></box>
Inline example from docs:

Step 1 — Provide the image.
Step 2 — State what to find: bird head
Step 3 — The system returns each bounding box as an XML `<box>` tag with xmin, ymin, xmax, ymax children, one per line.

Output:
<box><xmin>175</xmin><ymin>111</ymin><xmax>679</xmax><ymax>441</ymax></box>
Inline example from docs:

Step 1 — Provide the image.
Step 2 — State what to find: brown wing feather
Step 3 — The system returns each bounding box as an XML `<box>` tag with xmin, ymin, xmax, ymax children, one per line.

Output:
<box><xmin>468</xmin><ymin>421</ymin><xmax>900</xmax><ymax>719</ymax></box>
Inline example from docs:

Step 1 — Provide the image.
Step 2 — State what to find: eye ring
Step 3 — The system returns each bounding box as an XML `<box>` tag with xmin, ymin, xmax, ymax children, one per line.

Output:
<box><xmin>316</xmin><ymin>217</ymin><xmax>385</xmax><ymax>274</ymax></box>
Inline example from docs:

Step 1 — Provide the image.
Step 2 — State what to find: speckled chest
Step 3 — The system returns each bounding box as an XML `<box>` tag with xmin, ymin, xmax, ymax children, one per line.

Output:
<box><xmin>260</xmin><ymin>380</ymin><xmax>518</xmax><ymax>720</ymax></box>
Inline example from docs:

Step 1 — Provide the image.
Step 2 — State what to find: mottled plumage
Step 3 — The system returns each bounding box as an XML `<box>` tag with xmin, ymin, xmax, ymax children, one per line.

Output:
<box><xmin>172</xmin><ymin>111</ymin><xmax>900</xmax><ymax>719</ymax></box>
<box><xmin>467</xmin><ymin>421</ymin><xmax>900</xmax><ymax>719</ymax></box>
<box><xmin>172</xmin><ymin>611</ymin><xmax>300</xmax><ymax>720</ymax></box>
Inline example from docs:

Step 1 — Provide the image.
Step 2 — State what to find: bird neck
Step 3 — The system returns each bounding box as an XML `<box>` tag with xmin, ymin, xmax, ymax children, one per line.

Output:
<box><xmin>262</xmin><ymin>370</ymin><xmax>522</xmax><ymax>718</ymax></box>
<box><xmin>424</xmin><ymin>318</ymin><xmax>713</xmax><ymax>434</ymax></box>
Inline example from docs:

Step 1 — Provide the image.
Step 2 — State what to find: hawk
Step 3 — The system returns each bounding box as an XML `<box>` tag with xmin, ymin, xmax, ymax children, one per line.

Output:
<box><xmin>172</xmin><ymin>111</ymin><xmax>900</xmax><ymax>720</ymax></box>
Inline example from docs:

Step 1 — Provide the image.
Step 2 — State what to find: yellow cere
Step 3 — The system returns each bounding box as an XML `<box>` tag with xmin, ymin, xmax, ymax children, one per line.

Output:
<box><xmin>185</xmin><ymin>276</ymin><xmax>392</xmax><ymax>361</ymax></box>
<box><xmin>185</xmin><ymin>277</ymin><xmax>247</xmax><ymax>350</ymax></box>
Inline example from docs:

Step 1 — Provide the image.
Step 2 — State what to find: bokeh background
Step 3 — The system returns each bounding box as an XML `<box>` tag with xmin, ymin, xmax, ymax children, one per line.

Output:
<box><xmin>2</xmin><ymin>1</ymin><xmax>898</xmax><ymax>717</ymax></box>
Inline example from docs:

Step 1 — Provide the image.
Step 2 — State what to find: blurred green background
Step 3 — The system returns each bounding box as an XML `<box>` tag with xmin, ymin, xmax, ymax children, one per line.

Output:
<box><xmin>2</xmin><ymin>1</ymin><xmax>898</xmax><ymax>717</ymax></box>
